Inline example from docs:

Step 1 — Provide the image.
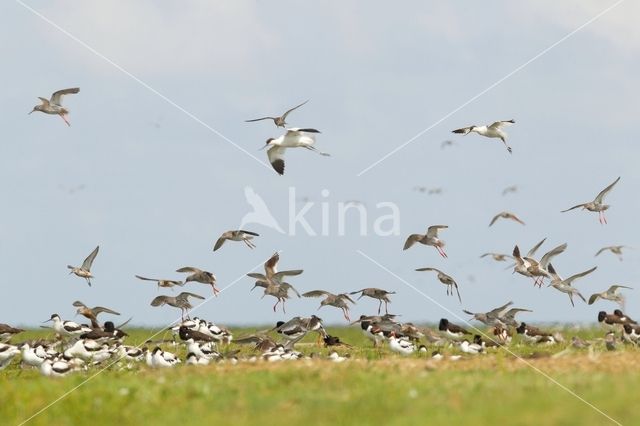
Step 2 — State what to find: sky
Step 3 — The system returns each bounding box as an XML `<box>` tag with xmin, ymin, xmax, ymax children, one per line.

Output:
<box><xmin>1</xmin><ymin>0</ymin><xmax>638</xmax><ymax>327</ymax></box>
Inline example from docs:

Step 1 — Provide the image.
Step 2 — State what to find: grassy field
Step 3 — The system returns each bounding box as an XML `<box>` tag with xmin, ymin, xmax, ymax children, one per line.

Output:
<box><xmin>2</xmin><ymin>326</ymin><xmax>638</xmax><ymax>426</ymax></box>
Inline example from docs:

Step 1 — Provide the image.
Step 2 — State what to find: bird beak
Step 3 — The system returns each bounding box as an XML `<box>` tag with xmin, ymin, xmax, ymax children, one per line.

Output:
<box><xmin>259</xmin><ymin>144</ymin><xmax>268</xmax><ymax>151</ymax></box>
<box><xmin>42</xmin><ymin>318</ymin><xmax>52</xmax><ymax>323</ymax></box>
<box><xmin>28</xmin><ymin>109</ymin><xmax>35</xmax><ymax>115</ymax></box>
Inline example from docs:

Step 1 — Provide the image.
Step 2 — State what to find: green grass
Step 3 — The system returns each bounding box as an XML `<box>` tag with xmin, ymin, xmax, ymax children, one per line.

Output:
<box><xmin>2</xmin><ymin>326</ymin><xmax>638</xmax><ymax>426</ymax></box>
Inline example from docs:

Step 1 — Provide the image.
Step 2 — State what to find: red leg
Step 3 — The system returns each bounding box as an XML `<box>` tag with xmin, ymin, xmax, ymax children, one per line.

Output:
<box><xmin>60</xmin><ymin>114</ymin><xmax>71</xmax><ymax>126</ymax></box>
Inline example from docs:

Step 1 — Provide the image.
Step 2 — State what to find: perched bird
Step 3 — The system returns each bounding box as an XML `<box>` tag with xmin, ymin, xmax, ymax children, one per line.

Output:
<box><xmin>263</xmin><ymin>128</ymin><xmax>330</xmax><ymax>175</ymax></box>
<box><xmin>302</xmin><ymin>291</ymin><xmax>356</xmax><ymax>322</ymax></box>
<box><xmin>588</xmin><ymin>285</ymin><xmax>632</xmax><ymax>308</ymax></box>
<box><xmin>489</xmin><ymin>211</ymin><xmax>525</xmax><ymax>227</ymax></box>
<box><xmin>29</xmin><ymin>87</ymin><xmax>80</xmax><ymax>126</ymax></box>
<box><xmin>451</xmin><ymin>119</ymin><xmax>515</xmax><ymax>153</ymax></box>
<box><xmin>67</xmin><ymin>246</ymin><xmax>99</xmax><ymax>286</ymax></box>
<box><xmin>176</xmin><ymin>267</ymin><xmax>219</xmax><ymax>295</ymax></box>
<box><xmin>213</xmin><ymin>230</ymin><xmax>260</xmax><ymax>251</ymax></box>
<box><xmin>547</xmin><ymin>264</ymin><xmax>596</xmax><ymax>307</ymax></box>
<box><xmin>150</xmin><ymin>292</ymin><xmax>205</xmax><ymax>320</ymax></box>
<box><xmin>72</xmin><ymin>301</ymin><xmax>120</xmax><ymax>328</ymax></box>
<box><xmin>502</xmin><ymin>185</ymin><xmax>518</xmax><ymax>196</ymax></box>
<box><xmin>245</xmin><ymin>100</ymin><xmax>309</xmax><ymax>128</ymax></box>
<box><xmin>438</xmin><ymin>318</ymin><xmax>471</xmax><ymax>340</ymax></box>
<box><xmin>561</xmin><ymin>177</ymin><xmax>621</xmax><ymax>224</ymax></box>
<box><xmin>480</xmin><ymin>253</ymin><xmax>512</xmax><ymax>262</ymax></box>
<box><xmin>135</xmin><ymin>275</ymin><xmax>184</xmax><ymax>290</ymax></box>
<box><xmin>595</xmin><ymin>245</ymin><xmax>630</xmax><ymax>261</ymax></box>
<box><xmin>463</xmin><ymin>301</ymin><xmax>513</xmax><ymax>327</ymax></box>
<box><xmin>349</xmin><ymin>288</ymin><xmax>395</xmax><ymax>314</ymax></box>
<box><xmin>403</xmin><ymin>225</ymin><xmax>449</xmax><ymax>258</ymax></box>
<box><xmin>415</xmin><ymin>267</ymin><xmax>461</xmax><ymax>303</ymax></box>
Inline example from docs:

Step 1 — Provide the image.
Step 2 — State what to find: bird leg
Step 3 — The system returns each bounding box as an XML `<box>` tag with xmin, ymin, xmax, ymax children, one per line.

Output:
<box><xmin>384</xmin><ymin>300</ymin><xmax>389</xmax><ymax>315</ymax></box>
<box><xmin>211</xmin><ymin>283</ymin><xmax>220</xmax><ymax>296</ymax></box>
<box><xmin>342</xmin><ymin>308</ymin><xmax>351</xmax><ymax>322</ymax></box>
<box><xmin>272</xmin><ymin>300</ymin><xmax>279</xmax><ymax>312</ymax></box>
<box><xmin>281</xmin><ymin>299</ymin><xmax>287</xmax><ymax>314</ymax></box>
<box><xmin>59</xmin><ymin>113</ymin><xmax>71</xmax><ymax>126</ymax></box>
<box><xmin>243</xmin><ymin>239</ymin><xmax>255</xmax><ymax>249</ymax></box>
<box><xmin>377</xmin><ymin>300</ymin><xmax>382</xmax><ymax>315</ymax></box>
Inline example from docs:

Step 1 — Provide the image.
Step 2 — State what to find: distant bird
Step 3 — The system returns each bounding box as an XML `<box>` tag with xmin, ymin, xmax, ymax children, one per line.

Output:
<box><xmin>29</xmin><ymin>87</ymin><xmax>80</xmax><ymax>126</ymax></box>
<box><xmin>489</xmin><ymin>211</ymin><xmax>525</xmax><ymax>227</ymax></box>
<box><xmin>516</xmin><ymin>322</ymin><xmax>556</xmax><ymax>344</ymax></box>
<box><xmin>451</xmin><ymin>119</ymin><xmax>515</xmax><ymax>153</ymax></box>
<box><xmin>464</xmin><ymin>301</ymin><xmax>513</xmax><ymax>327</ymax></box>
<box><xmin>595</xmin><ymin>245</ymin><xmax>630</xmax><ymax>261</ymax></box>
<box><xmin>588</xmin><ymin>285</ymin><xmax>633</xmax><ymax>308</ymax></box>
<box><xmin>302</xmin><ymin>291</ymin><xmax>356</xmax><ymax>322</ymax></box>
<box><xmin>135</xmin><ymin>275</ymin><xmax>184</xmax><ymax>290</ymax></box>
<box><xmin>502</xmin><ymin>185</ymin><xmax>518</xmax><ymax>196</ymax></box>
<box><xmin>414</xmin><ymin>267</ymin><xmax>461</xmax><ymax>303</ymax></box>
<box><xmin>176</xmin><ymin>267</ymin><xmax>219</xmax><ymax>296</ymax></box>
<box><xmin>245</xmin><ymin>100</ymin><xmax>309</xmax><ymax>128</ymax></box>
<box><xmin>546</xmin><ymin>264</ymin><xmax>596</xmax><ymax>307</ymax></box>
<box><xmin>213</xmin><ymin>230</ymin><xmax>259</xmax><ymax>251</ymax></box>
<box><xmin>480</xmin><ymin>253</ymin><xmax>512</xmax><ymax>262</ymax></box>
<box><xmin>561</xmin><ymin>177</ymin><xmax>621</xmax><ymax>224</ymax></box>
<box><xmin>150</xmin><ymin>292</ymin><xmax>205</xmax><ymax>320</ymax></box>
<box><xmin>349</xmin><ymin>288</ymin><xmax>395</xmax><ymax>315</ymax></box>
<box><xmin>67</xmin><ymin>246</ymin><xmax>99</xmax><ymax>286</ymax></box>
<box><xmin>262</xmin><ymin>128</ymin><xmax>330</xmax><ymax>175</ymax></box>
<box><xmin>403</xmin><ymin>225</ymin><xmax>448</xmax><ymax>258</ymax></box>
<box><xmin>605</xmin><ymin>331</ymin><xmax>617</xmax><ymax>351</ymax></box>
<box><xmin>441</xmin><ymin>140</ymin><xmax>455</xmax><ymax>149</ymax></box>
<box><xmin>72</xmin><ymin>301</ymin><xmax>120</xmax><ymax>328</ymax></box>
<box><xmin>428</xmin><ymin>188</ymin><xmax>443</xmax><ymax>195</ymax></box>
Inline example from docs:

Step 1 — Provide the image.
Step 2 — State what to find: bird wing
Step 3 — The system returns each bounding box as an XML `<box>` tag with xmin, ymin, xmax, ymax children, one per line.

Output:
<box><xmin>403</xmin><ymin>234</ymin><xmax>422</xmax><ymax>250</ymax></box>
<box><xmin>177</xmin><ymin>267</ymin><xmax>201</xmax><ymax>273</ymax></box>
<box><xmin>594</xmin><ymin>247</ymin><xmax>609</xmax><ymax>257</ymax></box>
<box><xmin>488</xmin><ymin>120</ymin><xmax>515</xmax><ymax>130</ymax></box>
<box><xmin>286</xmin><ymin>128</ymin><xmax>320</xmax><ymax>135</ymax></box>
<box><xmin>564</xmin><ymin>266</ymin><xmax>597</xmax><ymax>286</ymax></box>
<box><xmin>488</xmin><ymin>301</ymin><xmax>513</xmax><ymax>317</ymax></box>
<box><xmin>239</xmin><ymin>230</ymin><xmax>260</xmax><ymax>236</ymax></box>
<box><xmin>91</xmin><ymin>306</ymin><xmax>121</xmax><ymax>316</ymax></box>
<box><xmin>507</xmin><ymin>213</ymin><xmax>525</xmax><ymax>225</ymax></box>
<box><xmin>245</xmin><ymin>116</ymin><xmax>276</xmax><ymax>123</ymax></box>
<box><xmin>72</xmin><ymin>300</ymin><xmax>87</xmax><ymax>308</ymax></box>
<box><xmin>488</xmin><ymin>214</ymin><xmax>501</xmax><ymax>227</ymax></box>
<box><xmin>179</xmin><ymin>292</ymin><xmax>206</xmax><ymax>300</ymax></box>
<box><xmin>462</xmin><ymin>310</ymin><xmax>476</xmax><ymax>316</ymax></box>
<box><xmin>267</xmin><ymin>145</ymin><xmax>287</xmax><ymax>175</ymax></box>
<box><xmin>247</xmin><ymin>273</ymin><xmax>267</xmax><ymax>280</ymax></box>
<box><xmin>150</xmin><ymin>296</ymin><xmax>169</xmax><ymax>306</ymax></box>
<box><xmin>135</xmin><ymin>275</ymin><xmax>160</xmax><ymax>282</ymax></box>
<box><xmin>594</xmin><ymin>176</ymin><xmax>620</xmax><ymax>203</ymax></box>
<box><xmin>340</xmin><ymin>294</ymin><xmax>357</xmax><ymax>304</ymax></box>
<box><xmin>587</xmin><ymin>293</ymin><xmax>600</xmax><ymax>305</ymax></box>
<box><xmin>302</xmin><ymin>290</ymin><xmax>331</xmax><ymax>298</ymax></box>
<box><xmin>426</xmin><ymin>225</ymin><xmax>447</xmax><ymax>238</ymax></box>
<box><xmin>213</xmin><ymin>236</ymin><xmax>227</xmax><ymax>252</ymax></box>
<box><xmin>451</xmin><ymin>126</ymin><xmax>473</xmax><ymax>135</ymax></box>
<box><xmin>37</xmin><ymin>97</ymin><xmax>50</xmax><ymax>106</ymax></box>
<box><xmin>281</xmin><ymin>283</ymin><xmax>301</xmax><ymax>298</ymax></box>
<box><xmin>81</xmin><ymin>246</ymin><xmax>99</xmax><ymax>270</ymax></box>
<box><xmin>561</xmin><ymin>203</ymin><xmax>586</xmax><ymax>213</ymax></box>
<box><xmin>608</xmin><ymin>285</ymin><xmax>632</xmax><ymax>291</ymax></box>
<box><xmin>539</xmin><ymin>243</ymin><xmax>567</xmax><ymax>268</ymax></box>
<box><xmin>415</xmin><ymin>267</ymin><xmax>439</xmax><ymax>273</ymax></box>
<box><xmin>546</xmin><ymin>263</ymin><xmax>561</xmax><ymax>281</ymax></box>
<box><xmin>526</xmin><ymin>238</ymin><xmax>547</xmax><ymax>257</ymax></box>
<box><xmin>280</xmin><ymin>100</ymin><xmax>309</xmax><ymax>121</ymax></box>
<box><xmin>50</xmin><ymin>87</ymin><xmax>79</xmax><ymax>105</ymax></box>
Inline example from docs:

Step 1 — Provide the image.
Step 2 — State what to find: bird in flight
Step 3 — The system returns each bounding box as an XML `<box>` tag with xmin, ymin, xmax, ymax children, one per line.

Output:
<box><xmin>489</xmin><ymin>211</ymin><xmax>525</xmax><ymax>227</ymax></box>
<box><xmin>29</xmin><ymin>87</ymin><xmax>80</xmax><ymax>126</ymax></box>
<box><xmin>561</xmin><ymin>177</ymin><xmax>620</xmax><ymax>224</ymax></box>
<box><xmin>245</xmin><ymin>100</ymin><xmax>309</xmax><ymax>128</ymax></box>
<box><xmin>262</xmin><ymin>128</ymin><xmax>330</xmax><ymax>175</ymax></box>
<box><xmin>68</xmin><ymin>246</ymin><xmax>99</xmax><ymax>286</ymax></box>
<box><xmin>452</xmin><ymin>119</ymin><xmax>515</xmax><ymax>153</ymax></box>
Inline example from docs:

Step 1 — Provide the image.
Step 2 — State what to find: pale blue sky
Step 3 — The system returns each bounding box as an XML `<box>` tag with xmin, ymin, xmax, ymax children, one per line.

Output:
<box><xmin>1</xmin><ymin>1</ymin><xmax>638</xmax><ymax>326</ymax></box>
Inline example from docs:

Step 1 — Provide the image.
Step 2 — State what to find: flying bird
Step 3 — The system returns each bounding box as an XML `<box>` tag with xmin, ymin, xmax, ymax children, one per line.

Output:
<box><xmin>349</xmin><ymin>288</ymin><xmax>395</xmax><ymax>315</ymax></box>
<box><xmin>302</xmin><ymin>291</ymin><xmax>356</xmax><ymax>322</ymax></box>
<box><xmin>245</xmin><ymin>100</ymin><xmax>309</xmax><ymax>128</ymax></box>
<box><xmin>547</xmin><ymin>264</ymin><xmax>596</xmax><ymax>307</ymax></box>
<box><xmin>150</xmin><ymin>292</ymin><xmax>205</xmax><ymax>320</ymax></box>
<box><xmin>502</xmin><ymin>185</ymin><xmax>518</xmax><ymax>196</ymax></box>
<box><xmin>403</xmin><ymin>225</ymin><xmax>448</xmax><ymax>258</ymax></box>
<box><xmin>67</xmin><ymin>246</ymin><xmax>99</xmax><ymax>286</ymax></box>
<box><xmin>588</xmin><ymin>285</ymin><xmax>633</xmax><ymax>308</ymax></box>
<box><xmin>176</xmin><ymin>267</ymin><xmax>219</xmax><ymax>296</ymax></box>
<box><xmin>414</xmin><ymin>267</ymin><xmax>462</xmax><ymax>303</ymax></box>
<box><xmin>29</xmin><ymin>87</ymin><xmax>80</xmax><ymax>126</ymax></box>
<box><xmin>247</xmin><ymin>252</ymin><xmax>303</xmax><ymax>313</ymax></box>
<box><xmin>595</xmin><ymin>245</ymin><xmax>630</xmax><ymax>261</ymax></box>
<box><xmin>135</xmin><ymin>275</ymin><xmax>184</xmax><ymax>290</ymax></box>
<box><xmin>451</xmin><ymin>119</ymin><xmax>515</xmax><ymax>153</ymax></box>
<box><xmin>561</xmin><ymin>177</ymin><xmax>621</xmax><ymax>224</ymax></box>
<box><xmin>480</xmin><ymin>253</ymin><xmax>512</xmax><ymax>262</ymax></box>
<box><xmin>262</xmin><ymin>128</ymin><xmax>330</xmax><ymax>175</ymax></box>
<box><xmin>213</xmin><ymin>230</ymin><xmax>259</xmax><ymax>251</ymax></box>
<box><xmin>489</xmin><ymin>211</ymin><xmax>525</xmax><ymax>227</ymax></box>
<box><xmin>72</xmin><ymin>301</ymin><xmax>120</xmax><ymax>328</ymax></box>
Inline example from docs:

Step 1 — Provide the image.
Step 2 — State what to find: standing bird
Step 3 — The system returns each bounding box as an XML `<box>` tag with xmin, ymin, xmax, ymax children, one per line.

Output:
<box><xmin>302</xmin><ymin>291</ymin><xmax>356</xmax><ymax>322</ymax></box>
<box><xmin>595</xmin><ymin>245</ymin><xmax>630</xmax><ymax>261</ymax></box>
<box><xmin>414</xmin><ymin>267</ymin><xmax>462</xmax><ymax>303</ymax></box>
<box><xmin>561</xmin><ymin>177</ymin><xmax>621</xmax><ymax>224</ymax></box>
<box><xmin>67</xmin><ymin>246</ymin><xmax>99</xmax><ymax>286</ymax></box>
<box><xmin>245</xmin><ymin>100</ymin><xmax>309</xmax><ymax>128</ymax></box>
<box><xmin>176</xmin><ymin>267</ymin><xmax>219</xmax><ymax>296</ymax></box>
<box><xmin>403</xmin><ymin>225</ymin><xmax>448</xmax><ymax>258</ymax></box>
<box><xmin>150</xmin><ymin>292</ymin><xmax>205</xmax><ymax>320</ymax></box>
<box><xmin>489</xmin><ymin>211</ymin><xmax>525</xmax><ymax>227</ymax></box>
<box><xmin>349</xmin><ymin>288</ymin><xmax>395</xmax><ymax>315</ymax></box>
<box><xmin>29</xmin><ymin>87</ymin><xmax>80</xmax><ymax>126</ymax></box>
<box><xmin>588</xmin><ymin>285</ymin><xmax>633</xmax><ymax>308</ymax></box>
<box><xmin>135</xmin><ymin>275</ymin><xmax>184</xmax><ymax>290</ymax></box>
<box><xmin>451</xmin><ymin>119</ymin><xmax>515</xmax><ymax>153</ymax></box>
<box><xmin>213</xmin><ymin>230</ymin><xmax>259</xmax><ymax>251</ymax></box>
<box><xmin>72</xmin><ymin>301</ymin><xmax>120</xmax><ymax>328</ymax></box>
<box><xmin>263</xmin><ymin>128</ymin><xmax>330</xmax><ymax>175</ymax></box>
<box><xmin>546</xmin><ymin>264</ymin><xmax>596</xmax><ymax>307</ymax></box>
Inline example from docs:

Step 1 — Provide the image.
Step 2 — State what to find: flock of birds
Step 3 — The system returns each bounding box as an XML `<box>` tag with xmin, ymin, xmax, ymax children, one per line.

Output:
<box><xmin>1</xmin><ymin>91</ymin><xmax>635</xmax><ymax>377</ymax></box>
